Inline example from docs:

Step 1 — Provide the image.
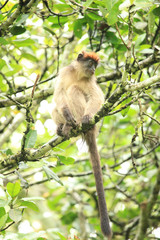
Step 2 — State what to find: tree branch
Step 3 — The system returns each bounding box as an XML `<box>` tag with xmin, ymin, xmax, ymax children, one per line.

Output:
<box><xmin>125</xmin><ymin>75</ymin><xmax>160</xmax><ymax>92</ymax></box>
<box><xmin>1</xmin><ymin>74</ymin><xmax>160</xmax><ymax>169</ymax></box>
<box><xmin>0</xmin><ymin>87</ymin><xmax>54</xmax><ymax>108</ymax></box>
<box><xmin>97</xmin><ymin>71</ymin><xmax>122</xmax><ymax>83</ymax></box>
<box><xmin>131</xmin><ymin>53</ymin><xmax>160</xmax><ymax>74</ymax></box>
<box><xmin>0</xmin><ymin>112</ymin><xmax>25</xmax><ymax>147</ymax></box>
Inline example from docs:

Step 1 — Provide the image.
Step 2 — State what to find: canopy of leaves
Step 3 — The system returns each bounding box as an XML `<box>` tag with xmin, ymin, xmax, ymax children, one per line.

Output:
<box><xmin>0</xmin><ymin>0</ymin><xmax>160</xmax><ymax>239</ymax></box>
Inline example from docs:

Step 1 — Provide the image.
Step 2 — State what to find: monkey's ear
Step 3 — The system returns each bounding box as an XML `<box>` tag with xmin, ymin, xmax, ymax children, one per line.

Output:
<box><xmin>77</xmin><ymin>52</ymin><xmax>84</xmax><ymax>61</ymax></box>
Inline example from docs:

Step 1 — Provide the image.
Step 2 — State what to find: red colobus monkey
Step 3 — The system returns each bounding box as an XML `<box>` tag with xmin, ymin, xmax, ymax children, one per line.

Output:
<box><xmin>52</xmin><ymin>51</ymin><xmax>112</xmax><ymax>239</ymax></box>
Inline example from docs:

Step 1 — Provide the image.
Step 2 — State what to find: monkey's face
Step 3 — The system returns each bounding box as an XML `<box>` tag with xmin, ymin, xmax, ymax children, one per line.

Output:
<box><xmin>78</xmin><ymin>55</ymin><xmax>98</xmax><ymax>77</ymax></box>
<box><xmin>85</xmin><ymin>59</ymin><xmax>97</xmax><ymax>75</ymax></box>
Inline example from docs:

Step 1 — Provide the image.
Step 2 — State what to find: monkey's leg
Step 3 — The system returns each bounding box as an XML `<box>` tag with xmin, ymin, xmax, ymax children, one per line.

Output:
<box><xmin>52</xmin><ymin>108</ymin><xmax>65</xmax><ymax>136</ymax></box>
<box><xmin>62</xmin><ymin>106</ymin><xmax>77</xmax><ymax>127</ymax></box>
<box><xmin>52</xmin><ymin>107</ymin><xmax>76</xmax><ymax>137</ymax></box>
<box><xmin>62</xmin><ymin>123</ymin><xmax>73</xmax><ymax>137</ymax></box>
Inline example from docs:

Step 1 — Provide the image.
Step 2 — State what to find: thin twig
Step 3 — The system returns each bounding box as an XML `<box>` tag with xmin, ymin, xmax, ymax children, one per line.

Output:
<box><xmin>31</xmin><ymin>74</ymin><xmax>40</xmax><ymax>99</ymax></box>
<box><xmin>130</xmin><ymin>126</ymin><xmax>139</xmax><ymax>175</ymax></box>
<box><xmin>0</xmin><ymin>0</ymin><xmax>9</xmax><ymax>9</ymax></box>
<box><xmin>115</xmin><ymin>23</ymin><xmax>129</xmax><ymax>50</ymax></box>
<box><xmin>143</xmin><ymin>112</ymin><xmax>160</xmax><ymax>126</ymax></box>
<box><xmin>69</xmin><ymin>0</ymin><xmax>99</xmax><ymax>11</ymax></box>
<box><xmin>43</xmin><ymin>0</ymin><xmax>76</xmax><ymax>17</ymax></box>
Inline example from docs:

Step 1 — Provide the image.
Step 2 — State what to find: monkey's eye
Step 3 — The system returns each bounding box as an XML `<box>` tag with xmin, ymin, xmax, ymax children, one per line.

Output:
<box><xmin>77</xmin><ymin>53</ymin><xmax>83</xmax><ymax>60</ymax></box>
<box><xmin>88</xmin><ymin>59</ymin><xmax>93</xmax><ymax>67</ymax></box>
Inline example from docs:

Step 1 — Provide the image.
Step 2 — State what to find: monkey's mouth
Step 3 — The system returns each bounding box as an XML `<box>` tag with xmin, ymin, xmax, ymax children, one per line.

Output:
<box><xmin>88</xmin><ymin>69</ymin><xmax>95</xmax><ymax>75</ymax></box>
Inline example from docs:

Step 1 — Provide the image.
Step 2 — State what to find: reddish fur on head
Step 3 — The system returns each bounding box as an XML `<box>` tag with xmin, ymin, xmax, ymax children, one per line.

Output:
<box><xmin>81</xmin><ymin>51</ymin><xmax>100</xmax><ymax>63</ymax></box>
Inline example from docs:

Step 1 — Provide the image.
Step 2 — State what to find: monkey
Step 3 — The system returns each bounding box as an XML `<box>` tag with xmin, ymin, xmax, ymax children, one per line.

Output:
<box><xmin>52</xmin><ymin>51</ymin><xmax>112</xmax><ymax>239</ymax></box>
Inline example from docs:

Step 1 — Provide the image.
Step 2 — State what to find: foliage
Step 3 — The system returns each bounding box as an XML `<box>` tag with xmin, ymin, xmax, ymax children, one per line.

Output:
<box><xmin>0</xmin><ymin>0</ymin><xmax>160</xmax><ymax>239</ymax></box>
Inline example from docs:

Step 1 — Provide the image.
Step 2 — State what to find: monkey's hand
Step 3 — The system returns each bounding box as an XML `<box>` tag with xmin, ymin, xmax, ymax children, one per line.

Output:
<box><xmin>62</xmin><ymin>107</ymin><xmax>77</xmax><ymax>127</ymax></box>
<box><xmin>82</xmin><ymin>114</ymin><xmax>92</xmax><ymax>125</ymax></box>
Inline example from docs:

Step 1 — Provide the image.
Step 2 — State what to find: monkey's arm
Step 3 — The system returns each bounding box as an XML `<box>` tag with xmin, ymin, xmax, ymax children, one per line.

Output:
<box><xmin>54</xmin><ymin>84</ymin><xmax>76</xmax><ymax>125</ymax></box>
<box><xmin>84</xmin><ymin>84</ymin><xmax>104</xmax><ymax>119</ymax></box>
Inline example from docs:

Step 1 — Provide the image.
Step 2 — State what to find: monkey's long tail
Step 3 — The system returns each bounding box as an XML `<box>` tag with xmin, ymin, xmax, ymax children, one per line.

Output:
<box><xmin>85</xmin><ymin>128</ymin><xmax>112</xmax><ymax>239</ymax></box>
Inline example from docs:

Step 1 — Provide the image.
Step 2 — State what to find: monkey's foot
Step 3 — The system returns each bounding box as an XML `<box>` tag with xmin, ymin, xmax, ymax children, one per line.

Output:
<box><xmin>56</xmin><ymin>124</ymin><xmax>64</xmax><ymax>136</ymax></box>
<box><xmin>82</xmin><ymin>114</ymin><xmax>92</xmax><ymax>125</ymax></box>
<box><xmin>62</xmin><ymin>123</ymin><xmax>72</xmax><ymax>138</ymax></box>
<box><xmin>62</xmin><ymin>107</ymin><xmax>77</xmax><ymax>127</ymax></box>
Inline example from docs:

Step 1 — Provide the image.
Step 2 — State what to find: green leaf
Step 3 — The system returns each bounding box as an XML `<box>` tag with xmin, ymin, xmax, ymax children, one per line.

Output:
<box><xmin>7</xmin><ymin>182</ymin><xmax>21</xmax><ymax>198</ymax></box>
<box><xmin>134</xmin><ymin>33</ymin><xmax>146</xmax><ymax>47</ymax></box>
<box><xmin>22</xmin><ymin>197</ymin><xmax>44</xmax><ymax>201</ymax></box>
<box><xmin>37</xmin><ymin>238</ymin><xmax>47</xmax><ymax>240</ymax></box>
<box><xmin>106</xmin><ymin>31</ymin><xmax>121</xmax><ymax>44</ymax></box>
<box><xmin>83</xmin><ymin>0</ymin><xmax>94</xmax><ymax>8</ymax></box>
<box><xmin>57</xmin><ymin>155</ymin><xmax>75</xmax><ymax>165</ymax></box>
<box><xmin>85</xmin><ymin>14</ymin><xmax>94</xmax><ymax>30</ymax></box>
<box><xmin>148</xmin><ymin>11</ymin><xmax>155</xmax><ymax>34</ymax></box>
<box><xmin>106</xmin><ymin>0</ymin><xmax>121</xmax><ymax>25</ymax></box>
<box><xmin>87</xmin><ymin>12</ymin><xmax>103</xmax><ymax>20</ymax></box>
<box><xmin>139</xmin><ymin>48</ymin><xmax>153</xmax><ymax>54</ymax></box>
<box><xmin>6</xmin><ymin>149</ymin><xmax>13</xmax><ymax>155</ymax></box>
<box><xmin>56</xmin><ymin>232</ymin><xmax>67</xmax><ymax>240</ymax></box>
<box><xmin>134</xmin><ymin>0</ymin><xmax>155</xmax><ymax>9</ymax></box>
<box><xmin>102</xmin><ymin>0</ymin><xmax>112</xmax><ymax>10</ymax></box>
<box><xmin>0</xmin><ymin>59</ymin><xmax>6</xmax><ymax>70</ymax></box>
<box><xmin>21</xmin><ymin>201</ymin><xmax>39</xmax><ymax>212</ymax></box>
<box><xmin>53</xmin><ymin>3</ymin><xmax>70</xmax><ymax>12</ymax></box>
<box><xmin>152</xmin><ymin>6</ymin><xmax>160</xmax><ymax>16</ymax></box>
<box><xmin>13</xmin><ymin>38</ymin><xmax>35</xmax><ymax>47</ymax></box>
<box><xmin>121</xmin><ymin>106</ymin><xmax>130</xmax><ymax>117</ymax></box>
<box><xmin>24</xmin><ymin>130</ymin><xmax>37</xmax><ymax>148</ymax></box>
<box><xmin>99</xmin><ymin>6</ymin><xmax>108</xmax><ymax>17</ymax></box>
<box><xmin>47</xmin><ymin>16</ymin><xmax>68</xmax><ymax>26</ymax></box>
<box><xmin>9</xmin><ymin>209</ymin><xmax>22</xmax><ymax>222</ymax></box>
<box><xmin>0</xmin><ymin>214</ymin><xmax>8</xmax><ymax>229</ymax></box>
<box><xmin>0</xmin><ymin>207</ymin><xmax>6</xmax><ymax>218</ymax></box>
<box><xmin>107</xmin><ymin>11</ymin><xmax>117</xmax><ymax>25</ymax></box>
<box><xmin>66</xmin><ymin>157</ymin><xmax>75</xmax><ymax>165</ymax></box>
<box><xmin>10</xmin><ymin>26</ymin><xmax>26</xmax><ymax>35</ymax></box>
<box><xmin>0</xmin><ymin>37</ymin><xmax>8</xmax><ymax>45</ymax></box>
<box><xmin>5</xmin><ymin>64</ymin><xmax>22</xmax><ymax>77</ymax></box>
<box><xmin>74</xmin><ymin>20</ymin><xmax>83</xmax><ymax>38</ymax></box>
<box><xmin>120</xmin><ymin>97</ymin><xmax>132</xmax><ymax>117</ymax></box>
<box><xmin>43</xmin><ymin>166</ymin><xmax>63</xmax><ymax>186</ymax></box>
<box><xmin>22</xmin><ymin>53</ymin><xmax>37</xmax><ymax>62</ymax></box>
<box><xmin>0</xmin><ymin>148</ymin><xmax>13</xmax><ymax>156</ymax></box>
<box><xmin>61</xmin><ymin>212</ymin><xmax>77</xmax><ymax>224</ymax></box>
<box><xmin>0</xmin><ymin>76</ymin><xmax>7</xmax><ymax>92</ymax></box>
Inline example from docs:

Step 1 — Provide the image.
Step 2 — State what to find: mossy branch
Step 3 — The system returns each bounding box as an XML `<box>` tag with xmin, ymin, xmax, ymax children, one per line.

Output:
<box><xmin>0</xmin><ymin>74</ymin><xmax>160</xmax><ymax>169</ymax></box>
